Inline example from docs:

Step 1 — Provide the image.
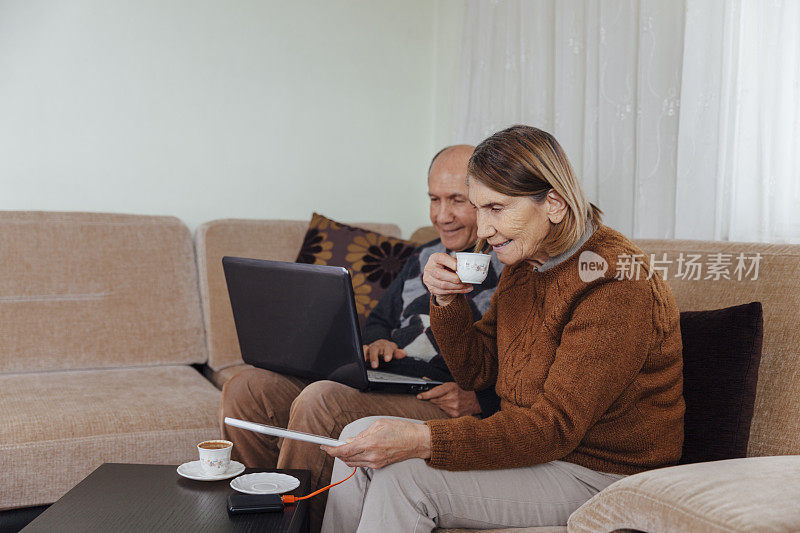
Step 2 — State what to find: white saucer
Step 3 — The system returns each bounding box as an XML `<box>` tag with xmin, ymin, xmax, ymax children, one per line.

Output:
<box><xmin>177</xmin><ymin>460</ymin><xmax>245</xmax><ymax>481</ymax></box>
<box><xmin>230</xmin><ymin>472</ymin><xmax>300</xmax><ymax>494</ymax></box>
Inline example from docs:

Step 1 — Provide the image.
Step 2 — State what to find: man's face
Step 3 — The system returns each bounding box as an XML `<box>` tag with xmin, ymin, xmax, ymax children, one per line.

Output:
<box><xmin>428</xmin><ymin>156</ymin><xmax>478</xmax><ymax>251</ymax></box>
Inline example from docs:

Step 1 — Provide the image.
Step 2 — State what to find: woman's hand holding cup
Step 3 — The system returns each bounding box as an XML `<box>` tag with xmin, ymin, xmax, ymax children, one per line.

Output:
<box><xmin>423</xmin><ymin>252</ymin><xmax>474</xmax><ymax>307</ymax></box>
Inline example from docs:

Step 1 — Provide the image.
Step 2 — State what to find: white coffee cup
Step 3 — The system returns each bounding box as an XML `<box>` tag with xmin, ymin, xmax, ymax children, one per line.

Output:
<box><xmin>455</xmin><ymin>252</ymin><xmax>491</xmax><ymax>284</ymax></box>
<box><xmin>197</xmin><ymin>440</ymin><xmax>233</xmax><ymax>475</ymax></box>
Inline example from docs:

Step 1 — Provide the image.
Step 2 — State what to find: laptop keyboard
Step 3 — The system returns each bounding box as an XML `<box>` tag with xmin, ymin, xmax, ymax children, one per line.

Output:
<box><xmin>367</xmin><ymin>370</ymin><xmax>435</xmax><ymax>384</ymax></box>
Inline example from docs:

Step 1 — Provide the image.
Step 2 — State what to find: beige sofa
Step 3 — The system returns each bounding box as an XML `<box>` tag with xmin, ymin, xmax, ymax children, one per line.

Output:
<box><xmin>0</xmin><ymin>214</ymin><xmax>402</xmax><ymax>517</ymax></box>
<box><xmin>196</xmin><ymin>221</ymin><xmax>800</xmax><ymax>533</ymax></box>
<box><xmin>3</xmin><ymin>212</ymin><xmax>799</xmax><ymax>532</ymax></box>
<box><xmin>0</xmin><ymin>212</ymin><xmax>221</xmax><ymax>511</ymax></box>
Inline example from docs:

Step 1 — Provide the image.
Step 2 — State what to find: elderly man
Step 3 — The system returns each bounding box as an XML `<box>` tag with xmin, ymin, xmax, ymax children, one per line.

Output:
<box><xmin>220</xmin><ymin>145</ymin><xmax>503</xmax><ymax>532</ymax></box>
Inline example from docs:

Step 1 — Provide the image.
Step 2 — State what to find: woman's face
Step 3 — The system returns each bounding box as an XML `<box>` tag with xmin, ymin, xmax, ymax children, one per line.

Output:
<box><xmin>468</xmin><ymin>179</ymin><xmax>566</xmax><ymax>266</ymax></box>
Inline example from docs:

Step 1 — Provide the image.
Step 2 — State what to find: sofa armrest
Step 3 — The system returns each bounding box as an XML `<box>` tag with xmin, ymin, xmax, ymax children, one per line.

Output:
<box><xmin>567</xmin><ymin>456</ymin><xmax>800</xmax><ymax>533</ymax></box>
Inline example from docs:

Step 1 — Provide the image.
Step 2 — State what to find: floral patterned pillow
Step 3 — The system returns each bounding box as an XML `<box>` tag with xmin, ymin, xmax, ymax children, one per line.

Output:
<box><xmin>295</xmin><ymin>212</ymin><xmax>416</xmax><ymax>329</ymax></box>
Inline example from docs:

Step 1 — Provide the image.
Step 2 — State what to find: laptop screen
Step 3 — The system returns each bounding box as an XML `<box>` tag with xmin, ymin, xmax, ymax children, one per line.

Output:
<box><xmin>222</xmin><ymin>257</ymin><xmax>369</xmax><ymax>390</ymax></box>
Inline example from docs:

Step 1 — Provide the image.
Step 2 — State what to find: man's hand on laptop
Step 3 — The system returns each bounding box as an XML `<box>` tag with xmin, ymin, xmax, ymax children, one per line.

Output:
<box><xmin>363</xmin><ymin>339</ymin><xmax>407</xmax><ymax>369</ymax></box>
<box><xmin>416</xmin><ymin>382</ymin><xmax>481</xmax><ymax>418</ymax></box>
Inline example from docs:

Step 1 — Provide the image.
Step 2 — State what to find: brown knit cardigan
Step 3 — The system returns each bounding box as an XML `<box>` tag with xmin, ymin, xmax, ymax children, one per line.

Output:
<box><xmin>426</xmin><ymin>224</ymin><xmax>685</xmax><ymax>475</ymax></box>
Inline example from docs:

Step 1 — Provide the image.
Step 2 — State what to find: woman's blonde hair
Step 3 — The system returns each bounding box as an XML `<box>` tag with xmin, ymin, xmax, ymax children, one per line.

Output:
<box><xmin>468</xmin><ymin>125</ymin><xmax>603</xmax><ymax>257</ymax></box>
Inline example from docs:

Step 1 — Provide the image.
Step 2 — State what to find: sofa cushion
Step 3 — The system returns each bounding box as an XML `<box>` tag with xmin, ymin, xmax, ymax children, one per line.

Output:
<box><xmin>0</xmin><ymin>366</ymin><xmax>221</xmax><ymax>509</ymax></box>
<box><xmin>679</xmin><ymin>302</ymin><xmax>763</xmax><ymax>464</ymax></box>
<box><xmin>295</xmin><ymin>213</ymin><xmax>417</xmax><ymax>329</ymax></box>
<box><xmin>0</xmin><ymin>212</ymin><xmax>206</xmax><ymax>373</ymax></box>
<box><xmin>634</xmin><ymin>238</ymin><xmax>800</xmax><ymax>457</ymax></box>
<box><xmin>195</xmin><ymin>218</ymin><xmax>401</xmax><ymax>372</ymax></box>
<box><xmin>568</xmin><ymin>455</ymin><xmax>800</xmax><ymax>533</ymax></box>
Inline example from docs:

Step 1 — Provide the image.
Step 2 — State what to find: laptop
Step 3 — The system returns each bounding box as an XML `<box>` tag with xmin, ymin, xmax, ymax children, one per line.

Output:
<box><xmin>222</xmin><ymin>256</ymin><xmax>444</xmax><ymax>393</ymax></box>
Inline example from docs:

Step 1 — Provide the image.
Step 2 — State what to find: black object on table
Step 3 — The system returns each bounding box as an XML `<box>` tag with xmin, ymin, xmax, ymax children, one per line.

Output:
<box><xmin>22</xmin><ymin>463</ymin><xmax>310</xmax><ymax>533</ymax></box>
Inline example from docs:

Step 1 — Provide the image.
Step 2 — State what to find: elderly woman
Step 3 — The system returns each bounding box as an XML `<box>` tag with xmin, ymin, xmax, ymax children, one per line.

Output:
<box><xmin>319</xmin><ymin>125</ymin><xmax>684</xmax><ymax>532</ymax></box>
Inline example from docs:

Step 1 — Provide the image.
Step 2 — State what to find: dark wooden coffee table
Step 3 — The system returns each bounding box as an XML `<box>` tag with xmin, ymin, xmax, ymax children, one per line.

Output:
<box><xmin>22</xmin><ymin>463</ymin><xmax>310</xmax><ymax>533</ymax></box>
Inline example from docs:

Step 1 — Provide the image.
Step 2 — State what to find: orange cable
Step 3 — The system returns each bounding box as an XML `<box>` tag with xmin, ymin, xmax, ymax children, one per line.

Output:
<box><xmin>281</xmin><ymin>467</ymin><xmax>358</xmax><ymax>505</ymax></box>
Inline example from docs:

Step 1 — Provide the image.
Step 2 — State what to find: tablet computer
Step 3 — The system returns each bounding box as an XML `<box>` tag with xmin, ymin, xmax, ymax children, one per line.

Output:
<box><xmin>224</xmin><ymin>417</ymin><xmax>347</xmax><ymax>447</ymax></box>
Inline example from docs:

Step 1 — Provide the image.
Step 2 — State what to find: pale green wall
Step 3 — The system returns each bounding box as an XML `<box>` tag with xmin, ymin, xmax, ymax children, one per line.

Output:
<box><xmin>432</xmin><ymin>0</ymin><xmax>466</xmax><ymax>151</ymax></box>
<box><xmin>0</xmin><ymin>0</ymin><xmax>462</xmax><ymax>237</ymax></box>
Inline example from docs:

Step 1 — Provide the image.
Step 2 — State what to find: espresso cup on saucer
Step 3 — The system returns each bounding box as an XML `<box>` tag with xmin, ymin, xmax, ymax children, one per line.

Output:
<box><xmin>197</xmin><ymin>440</ymin><xmax>233</xmax><ymax>475</ymax></box>
<box><xmin>455</xmin><ymin>252</ymin><xmax>491</xmax><ymax>284</ymax></box>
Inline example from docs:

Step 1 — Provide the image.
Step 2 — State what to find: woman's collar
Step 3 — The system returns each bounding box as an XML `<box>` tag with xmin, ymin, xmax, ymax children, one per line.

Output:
<box><xmin>531</xmin><ymin>218</ymin><xmax>597</xmax><ymax>273</ymax></box>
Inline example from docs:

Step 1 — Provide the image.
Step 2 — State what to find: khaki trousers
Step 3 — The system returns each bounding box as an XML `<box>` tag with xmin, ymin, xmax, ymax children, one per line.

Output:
<box><xmin>321</xmin><ymin>416</ymin><xmax>626</xmax><ymax>533</ymax></box>
<box><xmin>220</xmin><ymin>368</ymin><xmax>449</xmax><ymax>533</ymax></box>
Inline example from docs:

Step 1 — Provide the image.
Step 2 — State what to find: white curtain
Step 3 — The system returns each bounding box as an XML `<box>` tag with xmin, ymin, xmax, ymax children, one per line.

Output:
<box><xmin>451</xmin><ymin>0</ymin><xmax>800</xmax><ymax>243</ymax></box>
